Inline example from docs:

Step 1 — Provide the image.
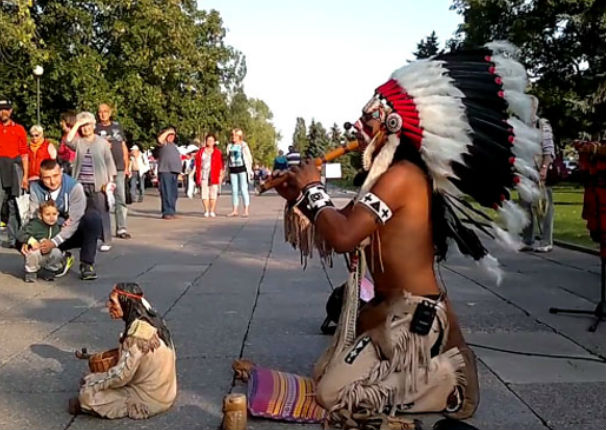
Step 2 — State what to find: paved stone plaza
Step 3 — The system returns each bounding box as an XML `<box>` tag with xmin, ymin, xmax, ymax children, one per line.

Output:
<box><xmin>0</xmin><ymin>190</ymin><xmax>604</xmax><ymax>430</ymax></box>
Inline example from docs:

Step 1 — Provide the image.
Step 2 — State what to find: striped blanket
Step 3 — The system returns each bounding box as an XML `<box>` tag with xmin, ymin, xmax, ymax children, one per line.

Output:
<box><xmin>247</xmin><ymin>367</ymin><xmax>327</xmax><ymax>423</ymax></box>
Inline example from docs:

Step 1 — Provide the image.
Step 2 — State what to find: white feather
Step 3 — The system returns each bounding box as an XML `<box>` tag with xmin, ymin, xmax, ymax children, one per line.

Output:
<box><xmin>514</xmin><ymin>158</ymin><xmax>540</xmax><ymax>182</ymax></box>
<box><xmin>477</xmin><ymin>253</ymin><xmax>503</xmax><ymax>285</ymax></box>
<box><xmin>359</xmin><ymin>133</ymin><xmax>400</xmax><ymax>196</ymax></box>
<box><xmin>509</xmin><ymin>117</ymin><xmax>542</xmax><ymax>141</ymax></box>
<box><xmin>497</xmin><ymin>200</ymin><xmax>529</xmax><ymax>234</ymax></box>
<box><xmin>516</xmin><ymin>175</ymin><xmax>541</xmax><ymax>202</ymax></box>
<box><xmin>493</xmin><ymin>59</ymin><xmax>528</xmax><ymax>94</ymax></box>
<box><xmin>485</xmin><ymin>41</ymin><xmax>520</xmax><ymax>58</ymax></box>
<box><xmin>504</xmin><ymin>90</ymin><xmax>533</xmax><ymax>123</ymax></box>
<box><xmin>492</xmin><ymin>223</ymin><xmax>523</xmax><ymax>251</ymax></box>
<box><xmin>141</xmin><ymin>297</ymin><xmax>152</xmax><ymax>311</ymax></box>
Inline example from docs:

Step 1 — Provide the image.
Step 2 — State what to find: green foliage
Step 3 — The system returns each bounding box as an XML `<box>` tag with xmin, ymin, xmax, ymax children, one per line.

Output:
<box><xmin>305</xmin><ymin>119</ymin><xmax>329</xmax><ymax>158</ymax></box>
<box><xmin>414</xmin><ymin>30</ymin><xmax>440</xmax><ymax>59</ymax></box>
<box><xmin>292</xmin><ymin>117</ymin><xmax>308</xmax><ymax>153</ymax></box>
<box><xmin>222</xmin><ymin>88</ymin><xmax>280</xmax><ymax>167</ymax></box>
<box><xmin>451</xmin><ymin>0</ymin><xmax>606</xmax><ymax>142</ymax></box>
<box><xmin>0</xmin><ymin>0</ymin><xmax>278</xmax><ymax>155</ymax></box>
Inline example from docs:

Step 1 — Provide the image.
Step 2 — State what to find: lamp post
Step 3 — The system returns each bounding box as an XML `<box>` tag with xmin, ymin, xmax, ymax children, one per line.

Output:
<box><xmin>33</xmin><ymin>65</ymin><xmax>44</xmax><ymax>124</ymax></box>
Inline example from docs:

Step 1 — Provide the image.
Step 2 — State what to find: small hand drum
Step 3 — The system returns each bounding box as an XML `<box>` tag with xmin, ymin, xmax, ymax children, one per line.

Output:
<box><xmin>76</xmin><ymin>348</ymin><xmax>119</xmax><ymax>373</ymax></box>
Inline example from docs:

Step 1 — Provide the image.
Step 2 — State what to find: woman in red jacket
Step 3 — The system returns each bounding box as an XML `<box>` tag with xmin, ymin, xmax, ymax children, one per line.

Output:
<box><xmin>28</xmin><ymin>125</ymin><xmax>57</xmax><ymax>182</ymax></box>
<box><xmin>194</xmin><ymin>133</ymin><xmax>223</xmax><ymax>217</ymax></box>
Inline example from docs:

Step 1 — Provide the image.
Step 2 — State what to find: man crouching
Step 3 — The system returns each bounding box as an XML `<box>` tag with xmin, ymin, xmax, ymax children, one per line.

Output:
<box><xmin>69</xmin><ymin>283</ymin><xmax>177</xmax><ymax>419</ymax></box>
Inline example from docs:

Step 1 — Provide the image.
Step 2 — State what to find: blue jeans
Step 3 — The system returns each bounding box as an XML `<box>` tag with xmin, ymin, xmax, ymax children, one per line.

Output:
<box><xmin>230</xmin><ymin>171</ymin><xmax>249</xmax><ymax>208</ymax></box>
<box><xmin>60</xmin><ymin>208</ymin><xmax>102</xmax><ymax>264</ymax></box>
<box><xmin>129</xmin><ymin>173</ymin><xmax>145</xmax><ymax>202</ymax></box>
<box><xmin>521</xmin><ymin>186</ymin><xmax>554</xmax><ymax>247</ymax></box>
<box><xmin>159</xmin><ymin>172</ymin><xmax>178</xmax><ymax>216</ymax></box>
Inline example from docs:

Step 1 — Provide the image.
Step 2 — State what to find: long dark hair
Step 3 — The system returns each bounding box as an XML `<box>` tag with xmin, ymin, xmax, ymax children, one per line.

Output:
<box><xmin>115</xmin><ymin>283</ymin><xmax>173</xmax><ymax>348</ymax></box>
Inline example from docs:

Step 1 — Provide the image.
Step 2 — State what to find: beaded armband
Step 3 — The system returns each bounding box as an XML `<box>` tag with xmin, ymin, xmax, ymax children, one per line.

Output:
<box><xmin>358</xmin><ymin>192</ymin><xmax>393</xmax><ymax>224</ymax></box>
<box><xmin>294</xmin><ymin>182</ymin><xmax>335</xmax><ymax>222</ymax></box>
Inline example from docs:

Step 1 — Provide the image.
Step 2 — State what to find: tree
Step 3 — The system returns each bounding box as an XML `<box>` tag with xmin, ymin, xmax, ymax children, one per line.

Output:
<box><xmin>414</xmin><ymin>30</ymin><xmax>440</xmax><ymax>59</ymax></box>
<box><xmin>0</xmin><ymin>0</ymin><xmax>48</xmax><ymax>125</ymax></box>
<box><xmin>0</xmin><ymin>1</ymin><xmax>273</xmax><ymax>149</ymax></box>
<box><xmin>451</xmin><ymin>0</ymin><xmax>606</xmax><ymax>141</ymax></box>
<box><xmin>329</xmin><ymin>122</ymin><xmax>342</xmax><ymax>147</ymax></box>
<box><xmin>305</xmin><ymin>119</ymin><xmax>329</xmax><ymax>158</ymax></box>
<box><xmin>292</xmin><ymin>117</ymin><xmax>308</xmax><ymax>153</ymax></box>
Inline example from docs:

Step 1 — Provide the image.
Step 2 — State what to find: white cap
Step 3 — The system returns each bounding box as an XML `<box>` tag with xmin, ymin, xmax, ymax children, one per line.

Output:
<box><xmin>131</xmin><ymin>144</ymin><xmax>140</xmax><ymax>151</ymax></box>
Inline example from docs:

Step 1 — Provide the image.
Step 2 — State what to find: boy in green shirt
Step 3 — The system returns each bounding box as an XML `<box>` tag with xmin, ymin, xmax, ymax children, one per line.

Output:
<box><xmin>17</xmin><ymin>200</ymin><xmax>63</xmax><ymax>282</ymax></box>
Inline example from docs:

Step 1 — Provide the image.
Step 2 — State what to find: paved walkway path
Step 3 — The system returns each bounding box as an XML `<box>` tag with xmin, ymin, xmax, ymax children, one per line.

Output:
<box><xmin>0</xmin><ymin>189</ymin><xmax>603</xmax><ymax>430</ymax></box>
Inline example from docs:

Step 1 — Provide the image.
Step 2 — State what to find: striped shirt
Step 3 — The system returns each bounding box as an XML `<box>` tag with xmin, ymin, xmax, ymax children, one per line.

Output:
<box><xmin>78</xmin><ymin>150</ymin><xmax>95</xmax><ymax>184</ymax></box>
<box><xmin>286</xmin><ymin>151</ymin><xmax>301</xmax><ymax>167</ymax></box>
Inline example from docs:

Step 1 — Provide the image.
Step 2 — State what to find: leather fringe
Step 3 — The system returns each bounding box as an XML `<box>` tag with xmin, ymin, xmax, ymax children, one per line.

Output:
<box><xmin>284</xmin><ymin>204</ymin><xmax>334</xmax><ymax>267</ymax></box>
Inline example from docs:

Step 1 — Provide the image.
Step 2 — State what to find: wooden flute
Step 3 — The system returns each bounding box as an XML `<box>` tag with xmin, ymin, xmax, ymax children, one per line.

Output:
<box><xmin>258</xmin><ymin>139</ymin><xmax>360</xmax><ymax>194</ymax></box>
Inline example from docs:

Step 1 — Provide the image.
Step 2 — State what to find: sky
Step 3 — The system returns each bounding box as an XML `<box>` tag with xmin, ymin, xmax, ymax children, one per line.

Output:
<box><xmin>198</xmin><ymin>0</ymin><xmax>462</xmax><ymax>150</ymax></box>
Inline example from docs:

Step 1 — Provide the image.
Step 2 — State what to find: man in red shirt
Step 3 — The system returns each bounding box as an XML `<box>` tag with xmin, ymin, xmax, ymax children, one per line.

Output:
<box><xmin>0</xmin><ymin>97</ymin><xmax>29</xmax><ymax>248</ymax></box>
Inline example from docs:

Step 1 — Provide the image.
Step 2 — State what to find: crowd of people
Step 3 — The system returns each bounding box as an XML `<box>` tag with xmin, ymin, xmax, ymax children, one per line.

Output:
<box><xmin>1</xmin><ymin>41</ymin><xmax>604</xmax><ymax>428</ymax></box>
<box><xmin>0</xmin><ymin>96</ymin><xmax>259</xmax><ymax>282</ymax></box>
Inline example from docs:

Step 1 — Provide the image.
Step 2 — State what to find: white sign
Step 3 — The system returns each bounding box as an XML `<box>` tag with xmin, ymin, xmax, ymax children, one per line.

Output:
<box><xmin>324</xmin><ymin>163</ymin><xmax>342</xmax><ymax>179</ymax></box>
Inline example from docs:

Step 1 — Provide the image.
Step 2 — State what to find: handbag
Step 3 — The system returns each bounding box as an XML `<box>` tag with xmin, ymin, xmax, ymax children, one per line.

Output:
<box><xmin>15</xmin><ymin>192</ymin><xmax>30</xmax><ymax>225</ymax></box>
<box><xmin>546</xmin><ymin>154</ymin><xmax>568</xmax><ymax>186</ymax></box>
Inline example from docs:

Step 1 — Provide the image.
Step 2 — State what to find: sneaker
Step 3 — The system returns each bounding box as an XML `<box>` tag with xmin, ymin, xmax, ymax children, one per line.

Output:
<box><xmin>80</xmin><ymin>263</ymin><xmax>97</xmax><ymax>281</ymax></box>
<box><xmin>117</xmin><ymin>231</ymin><xmax>132</xmax><ymax>239</ymax></box>
<box><xmin>519</xmin><ymin>243</ymin><xmax>534</xmax><ymax>252</ymax></box>
<box><xmin>55</xmin><ymin>252</ymin><xmax>74</xmax><ymax>278</ymax></box>
<box><xmin>210</xmin><ymin>212</ymin><xmax>216</xmax><ymax>218</ymax></box>
<box><xmin>204</xmin><ymin>212</ymin><xmax>209</xmax><ymax>218</ymax></box>
<box><xmin>1</xmin><ymin>240</ymin><xmax>15</xmax><ymax>249</ymax></box>
<box><xmin>24</xmin><ymin>272</ymin><xmax>36</xmax><ymax>283</ymax></box>
<box><xmin>99</xmin><ymin>244</ymin><xmax>112</xmax><ymax>252</ymax></box>
<box><xmin>444</xmin><ymin>347</ymin><xmax>479</xmax><ymax>420</ymax></box>
<box><xmin>534</xmin><ymin>245</ymin><xmax>553</xmax><ymax>253</ymax></box>
<box><xmin>39</xmin><ymin>270</ymin><xmax>56</xmax><ymax>281</ymax></box>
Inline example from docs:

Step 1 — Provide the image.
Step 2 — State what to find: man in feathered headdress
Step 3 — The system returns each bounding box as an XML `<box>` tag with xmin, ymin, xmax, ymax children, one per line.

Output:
<box><xmin>69</xmin><ymin>283</ymin><xmax>177</xmax><ymax>419</ymax></box>
<box><xmin>276</xmin><ymin>42</ymin><xmax>541</xmax><ymax>427</ymax></box>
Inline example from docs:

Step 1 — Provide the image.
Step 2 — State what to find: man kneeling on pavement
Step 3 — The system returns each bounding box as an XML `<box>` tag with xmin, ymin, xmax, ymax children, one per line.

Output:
<box><xmin>19</xmin><ymin>159</ymin><xmax>102</xmax><ymax>280</ymax></box>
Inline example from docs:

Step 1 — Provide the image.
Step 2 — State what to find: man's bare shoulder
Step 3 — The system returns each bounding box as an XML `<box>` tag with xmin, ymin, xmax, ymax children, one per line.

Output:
<box><xmin>374</xmin><ymin>160</ymin><xmax>428</xmax><ymax>192</ymax></box>
<box><xmin>371</xmin><ymin>160</ymin><xmax>429</xmax><ymax>210</ymax></box>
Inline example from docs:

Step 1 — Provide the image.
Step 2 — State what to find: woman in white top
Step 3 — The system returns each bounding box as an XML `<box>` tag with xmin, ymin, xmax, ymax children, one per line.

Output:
<box><xmin>225</xmin><ymin>128</ymin><xmax>253</xmax><ymax>217</ymax></box>
<box><xmin>129</xmin><ymin>145</ymin><xmax>150</xmax><ymax>203</ymax></box>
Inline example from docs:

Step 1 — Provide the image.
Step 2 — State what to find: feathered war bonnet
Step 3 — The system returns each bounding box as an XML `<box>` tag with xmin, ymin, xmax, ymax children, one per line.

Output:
<box><xmin>355</xmin><ymin>41</ymin><xmax>542</xmax><ymax>283</ymax></box>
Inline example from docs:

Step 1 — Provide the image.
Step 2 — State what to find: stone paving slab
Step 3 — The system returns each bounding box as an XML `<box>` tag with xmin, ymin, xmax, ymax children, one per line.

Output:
<box><xmin>0</xmin><ymin>190</ymin><xmax>604</xmax><ymax>430</ymax></box>
<box><xmin>511</xmin><ymin>381</ymin><xmax>606</xmax><ymax>430</ymax></box>
<box><xmin>469</xmin><ymin>331</ymin><xmax>604</xmax><ymax>384</ymax></box>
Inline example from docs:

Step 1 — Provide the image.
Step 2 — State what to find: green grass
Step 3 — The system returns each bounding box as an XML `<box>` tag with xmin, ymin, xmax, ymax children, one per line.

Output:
<box><xmin>551</xmin><ymin>183</ymin><xmax>597</xmax><ymax>249</ymax></box>
<box><xmin>334</xmin><ymin>179</ymin><xmax>598</xmax><ymax>250</ymax></box>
